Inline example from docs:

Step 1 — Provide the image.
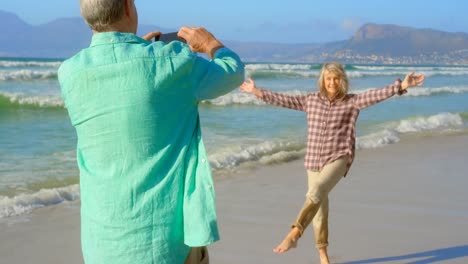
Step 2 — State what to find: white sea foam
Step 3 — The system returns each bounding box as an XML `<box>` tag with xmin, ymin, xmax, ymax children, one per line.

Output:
<box><xmin>394</xmin><ymin>112</ymin><xmax>463</xmax><ymax>133</ymax></box>
<box><xmin>245</xmin><ymin>63</ymin><xmax>319</xmax><ymax>78</ymax></box>
<box><xmin>208</xmin><ymin>113</ymin><xmax>465</xmax><ymax>172</ymax></box>
<box><xmin>0</xmin><ymin>69</ymin><xmax>57</xmax><ymax>81</ymax></box>
<box><xmin>351</xmin><ymin>85</ymin><xmax>468</xmax><ymax>97</ymax></box>
<box><xmin>246</xmin><ymin>63</ymin><xmax>314</xmax><ymax>71</ymax></box>
<box><xmin>202</xmin><ymin>86</ymin><xmax>468</xmax><ymax>106</ymax></box>
<box><xmin>204</xmin><ymin>92</ymin><xmax>266</xmax><ymax>106</ymax></box>
<box><xmin>0</xmin><ymin>60</ymin><xmax>62</xmax><ymax>68</ymax></box>
<box><xmin>403</xmin><ymin>86</ymin><xmax>468</xmax><ymax>96</ymax></box>
<box><xmin>209</xmin><ymin>140</ymin><xmax>305</xmax><ymax>170</ymax></box>
<box><xmin>0</xmin><ymin>91</ymin><xmax>64</xmax><ymax>108</ymax></box>
<box><xmin>0</xmin><ymin>184</ymin><xmax>79</xmax><ymax>218</ymax></box>
<box><xmin>245</xmin><ymin>63</ymin><xmax>468</xmax><ymax>79</ymax></box>
<box><xmin>346</xmin><ymin>71</ymin><xmax>409</xmax><ymax>78</ymax></box>
<box><xmin>353</xmin><ymin>65</ymin><xmax>468</xmax><ymax>72</ymax></box>
<box><xmin>357</xmin><ymin>129</ymin><xmax>402</xmax><ymax>149</ymax></box>
<box><xmin>347</xmin><ymin>70</ymin><xmax>468</xmax><ymax>78</ymax></box>
<box><xmin>357</xmin><ymin>113</ymin><xmax>464</xmax><ymax>149</ymax></box>
<box><xmin>204</xmin><ymin>90</ymin><xmax>306</xmax><ymax>106</ymax></box>
<box><xmin>6</xmin><ymin>84</ymin><xmax>465</xmax><ymax>109</ymax></box>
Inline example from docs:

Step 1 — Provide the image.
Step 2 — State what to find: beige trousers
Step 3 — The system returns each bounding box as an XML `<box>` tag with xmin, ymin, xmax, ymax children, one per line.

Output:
<box><xmin>184</xmin><ymin>246</ymin><xmax>209</xmax><ymax>264</ymax></box>
<box><xmin>292</xmin><ymin>156</ymin><xmax>347</xmax><ymax>249</ymax></box>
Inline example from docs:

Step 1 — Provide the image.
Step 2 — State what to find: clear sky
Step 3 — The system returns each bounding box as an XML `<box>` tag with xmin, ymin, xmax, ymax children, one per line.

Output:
<box><xmin>2</xmin><ymin>0</ymin><xmax>468</xmax><ymax>43</ymax></box>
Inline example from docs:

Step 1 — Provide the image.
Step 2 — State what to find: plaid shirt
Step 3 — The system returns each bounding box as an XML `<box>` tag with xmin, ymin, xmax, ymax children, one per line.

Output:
<box><xmin>260</xmin><ymin>79</ymin><xmax>404</xmax><ymax>174</ymax></box>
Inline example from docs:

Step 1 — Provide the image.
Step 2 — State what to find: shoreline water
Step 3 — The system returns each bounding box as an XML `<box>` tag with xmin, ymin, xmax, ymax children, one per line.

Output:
<box><xmin>1</xmin><ymin>132</ymin><xmax>467</xmax><ymax>263</ymax></box>
<box><xmin>2</xmin><ymin>60</ymin><xmax>468</xmax><ymax>210</ymax></box>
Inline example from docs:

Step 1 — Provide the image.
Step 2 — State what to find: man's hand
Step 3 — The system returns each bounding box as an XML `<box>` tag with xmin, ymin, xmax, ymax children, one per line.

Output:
<box><xmin>178</xmin><ymin>27</ymin><xmax>224</xmax><ymax>58</ymax></box>
<box><xmin>141</xmin><ymin>31</ymin><xmax>161</xmax><ymax>41</ymax></box>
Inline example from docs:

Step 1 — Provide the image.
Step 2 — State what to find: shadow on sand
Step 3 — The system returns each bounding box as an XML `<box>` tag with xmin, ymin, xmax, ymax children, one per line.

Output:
<box><xmin>337</xmin><ymin>245</ymin><xmax>468</xmax><ymax>264</ymax></box>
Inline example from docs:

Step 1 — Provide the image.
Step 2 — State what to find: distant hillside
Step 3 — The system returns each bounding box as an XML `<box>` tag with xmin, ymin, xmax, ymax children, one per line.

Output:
<box><xmin>223</xmin><ymin>41</ymin><xmax>322</xmax><ymax>62</ymax></box>
<box><xmin>235</xmin><ymin>23</ymin><xmax>468</xmax><ymax>64</ymax></box>
<box><xmin>0</xmin><ymin>10</ymin><xmax>467</xmax><ymax>64</ymax></box>
<box><xmin>226</xmin><ymin>24</ymin><xmax>468</xmax><ymax>64</ymax></box>
<box><xmin>0</xmin><ymin>10</ymin><xmax>173</xmax><ymax>58</ymax></box>
<box><xmin>317</xmin><ymin>23</ymin><xmax>468</xmax><ymax>64</ymax></box>
<box><xmin>344</xmin><ymin>23</ymin><xmax>468</xmax><ymax>56</ymax></box>
<box><xmin>0</xmin><ymin>11</ymin><xmax>89</xmax><ymax>58</ymax></box>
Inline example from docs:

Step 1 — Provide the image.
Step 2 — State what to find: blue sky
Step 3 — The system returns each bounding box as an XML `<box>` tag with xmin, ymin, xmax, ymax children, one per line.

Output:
<box><xmin>2</xmin><ymin>0</ymin><xmax>468</xmax><ymax>43</ymax></box>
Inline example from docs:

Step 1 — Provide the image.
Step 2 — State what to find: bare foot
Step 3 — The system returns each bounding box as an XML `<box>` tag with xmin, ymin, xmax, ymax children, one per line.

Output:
<box><xmin>272</xmin><ymin>237</ymin><xmax>297</xmax><ymax>253</ymax></box>
<box><xmin>319</xmin><ymin>247</ymin><xmax>330</xmax><ymax>264</ymax></box>
<box><xmin>320</xmin><ymin>257</ymin><xmax>330</xmax><ymax>264</ymax></box>
<box><xmin>273</xmin><ymin>228</ymin><xmax>300</xmax><ymax>254</ymax></box>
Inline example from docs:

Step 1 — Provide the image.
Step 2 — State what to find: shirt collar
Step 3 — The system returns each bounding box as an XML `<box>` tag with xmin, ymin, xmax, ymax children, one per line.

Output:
<box><xmin>318</xmin><ymin>92</ymin><xmax>348</xmax><ymax>105</ymax></box>
<box><xmin>318</xmin><ymin>93</ymin><xmax>328</xmax><ymax>102</ymax></box>
<box><xmin>318</xmin><ymin>93</ymin><xmax>335</xmax><ymax>105</ymax></box>
<box><xmin>90</xmin><ymin>32</ymin><xmax>148</xmax><ymax>47</ymax></box>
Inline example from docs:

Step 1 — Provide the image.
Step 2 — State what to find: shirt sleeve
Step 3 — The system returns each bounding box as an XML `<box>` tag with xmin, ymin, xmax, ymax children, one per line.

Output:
<box><xmin>353</xmin><ymin>79</ymin><xmax>406</xmax><ymax>110</ymax></box>
<box><xmin>192</xmin><ymin>47</ymin><xmax>245</xmax><ymax>100</ymax></box>
<box><xmin>260</xmin><ymin>89</ymin><xmax>308</xmax><ymax>112</ymax></box>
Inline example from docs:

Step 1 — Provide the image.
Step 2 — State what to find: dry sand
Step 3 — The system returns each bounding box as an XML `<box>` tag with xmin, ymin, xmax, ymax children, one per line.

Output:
<box><xmin>1</xmin><ymin>133</ymin><xmax>467</xmax><ymax>264</ymax></box>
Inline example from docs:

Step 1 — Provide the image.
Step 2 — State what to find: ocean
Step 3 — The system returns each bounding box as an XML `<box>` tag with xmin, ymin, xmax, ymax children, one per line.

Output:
<box><xmin>1</xmin><ymin>57</ymin><xmax>467</xmax><ymax>219</ymax></box>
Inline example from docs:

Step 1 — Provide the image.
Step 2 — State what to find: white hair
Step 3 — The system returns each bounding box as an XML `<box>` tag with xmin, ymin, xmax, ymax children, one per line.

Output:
<box><xmin>80</xmin><ymin>0</ymin><xmax>126</xmax><ymax>31</ymax></box>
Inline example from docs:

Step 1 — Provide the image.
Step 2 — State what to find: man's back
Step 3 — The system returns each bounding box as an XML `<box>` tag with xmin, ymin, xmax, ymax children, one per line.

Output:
<box><xmin>58</xmin><ymin>32</ymin><xmax>244</xmax><ymax>264</ymax></box>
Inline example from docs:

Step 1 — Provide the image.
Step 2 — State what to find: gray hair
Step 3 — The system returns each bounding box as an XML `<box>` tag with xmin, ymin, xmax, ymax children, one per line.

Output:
<box><xmin>80</xmin><ymin>0</ymin><xmax>126</xmax><ymax>31</ymax></box>
<box><xmin>317</xmin><ymin>62</ymin><xmax>349</xmax><ymax>100</ymax></box>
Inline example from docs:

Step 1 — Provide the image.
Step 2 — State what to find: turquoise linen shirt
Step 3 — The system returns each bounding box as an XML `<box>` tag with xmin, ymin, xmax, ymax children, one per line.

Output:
<box><xmin>58</xmin><ymin>32</ymin><xmax>244</xmax><ymax>264</ymax></box>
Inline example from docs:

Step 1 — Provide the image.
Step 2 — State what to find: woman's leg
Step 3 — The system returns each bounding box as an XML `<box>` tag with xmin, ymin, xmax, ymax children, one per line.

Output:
<box><xmin>273</xmin><ymin>157</ymin><xmax>347</xmax><ymax>255</ymax></box>
<box><xmin>272</xmin><ymin>181</ymin><xmax>320</xmax><ymax>253</ymax></box>
<box><xmin>314</xmin><ymin>196</ymin><xmax>331</xmax><ymax>264</ymax></box>
<box><xmin>272</xmin><ymin>197</ymin><xmax>322</xmax><ymax>253</ymax></box>
<box><xmin>310</xmin><ymin>158</ymin><xmax>347</xmax><ymax>264</ymax></box>
<box><xmin>313</xmin><ymin>196</ymin><xmax>329</xmax><ymax>249</ymax></box>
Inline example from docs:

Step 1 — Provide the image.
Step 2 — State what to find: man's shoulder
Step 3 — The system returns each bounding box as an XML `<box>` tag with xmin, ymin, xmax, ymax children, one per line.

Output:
<box><xmin>58</xmin><ymin>42</ymin><xmax>199</xmax><ymax>83</ymax></box>
<box><xmin>154</xmin><ymin>41</ymin><xmax>195</xmax><ymax>58</ymax></box>
<box><xmin>58</xmin><ymin>51</ymin><xmax>85</xmax><ymax>83</ymax></box>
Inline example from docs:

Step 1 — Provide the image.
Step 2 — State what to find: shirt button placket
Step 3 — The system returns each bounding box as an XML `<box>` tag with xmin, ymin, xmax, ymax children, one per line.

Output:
<box><xmin>319</xmin><ymin>104</ymin><xmax>331</xmax><ymax>167</ymax></box>
<box><xmin>318</xmin><ymin>106</ymin><xmax>327</xmax><ymax>165</ymax></box>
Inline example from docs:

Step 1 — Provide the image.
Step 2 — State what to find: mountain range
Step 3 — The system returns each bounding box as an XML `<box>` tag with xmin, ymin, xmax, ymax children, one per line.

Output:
<box><xmin>1</xmin><ymin>10</ymin><xmax>467</xmax><ymax>64</ymax></box>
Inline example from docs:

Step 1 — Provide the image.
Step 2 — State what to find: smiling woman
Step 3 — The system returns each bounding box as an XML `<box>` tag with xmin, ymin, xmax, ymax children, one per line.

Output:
<box><xmin>239</xmin><ymin>62</ymin><xmax>425</xmax><ymax>264</ymax></box>
<box><xmin>319</xmin><ymin>63</ymin><xmax>349</xmax><ymax>101</ymax></box>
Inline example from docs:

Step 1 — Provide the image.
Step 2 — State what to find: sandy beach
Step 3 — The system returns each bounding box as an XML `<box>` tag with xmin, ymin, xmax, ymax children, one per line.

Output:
<box><xmin>1</xmin><ymin>132</ymin><xmax>468</xmax><ymax>264</ymax></box>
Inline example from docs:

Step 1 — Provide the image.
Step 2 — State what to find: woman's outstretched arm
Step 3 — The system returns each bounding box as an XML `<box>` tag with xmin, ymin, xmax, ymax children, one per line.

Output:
<box><xmin>354</xmin><ymin>72</ymin><xmax>425</xmax><ymax>110</ymax></box>
<box><xmin>240</xmin><ymin>78</ymin><xmax>308</xmax><ymax>111</ymax></box>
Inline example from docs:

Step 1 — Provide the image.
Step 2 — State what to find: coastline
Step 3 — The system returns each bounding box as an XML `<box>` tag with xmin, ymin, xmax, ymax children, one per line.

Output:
<box><xmin>1</xmin><ymin>132</ymin><xmax>468</xmax><ymax>264</ymax></box>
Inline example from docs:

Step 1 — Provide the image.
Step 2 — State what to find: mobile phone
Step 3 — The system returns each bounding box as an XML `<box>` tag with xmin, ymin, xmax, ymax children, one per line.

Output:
<box><xmin>155</xmin><ymin>32</ymin><xmax>186</xmax><ymax>43</ymax></box>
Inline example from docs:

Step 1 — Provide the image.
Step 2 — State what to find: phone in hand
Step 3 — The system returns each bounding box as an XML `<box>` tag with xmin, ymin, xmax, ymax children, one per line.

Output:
<box><xmin>155</xmin><ymin>32</ymin><xmax>186</xmax><ymax>43</ymax></box>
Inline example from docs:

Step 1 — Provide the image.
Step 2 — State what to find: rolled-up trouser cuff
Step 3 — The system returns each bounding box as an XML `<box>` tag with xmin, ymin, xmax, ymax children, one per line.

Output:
<box><xmin>315</xmin><ymin>242</ymin><xmax>329</xmax><ymax>249</ymax></box>
<box><xmin>291</xmin><ymin>223</ymin><xmax>304</xmax><ymax>237</ymax></box>
<box><xmin>292</xmin><ymin>222</ymin><xmax>328</xmax><ymax>249</ymax></box>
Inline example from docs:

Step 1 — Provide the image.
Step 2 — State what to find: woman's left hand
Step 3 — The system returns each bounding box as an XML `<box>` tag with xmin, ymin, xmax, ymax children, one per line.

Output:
<box><xmin>401</xmin><ymin>72</ymin><xmax>425</xmax><ymax>90</ymax></box>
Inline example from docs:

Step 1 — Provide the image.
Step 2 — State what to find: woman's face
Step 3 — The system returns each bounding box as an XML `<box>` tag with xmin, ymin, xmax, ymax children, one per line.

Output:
<box><xmin>324</xmin><ymin>70</ymin><xmax>340</xmax><ymax>100</ymax></box>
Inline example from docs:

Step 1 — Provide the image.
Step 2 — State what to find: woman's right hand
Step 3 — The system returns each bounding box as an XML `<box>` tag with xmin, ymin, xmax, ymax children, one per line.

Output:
<box><xmin>401</xmin><ymin>72</ymin><xmax>425</xmax><ymax>90</ymax></box>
